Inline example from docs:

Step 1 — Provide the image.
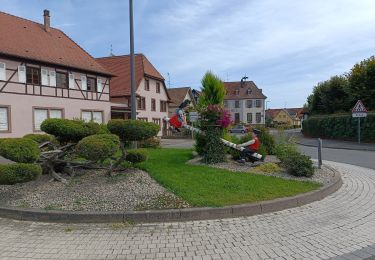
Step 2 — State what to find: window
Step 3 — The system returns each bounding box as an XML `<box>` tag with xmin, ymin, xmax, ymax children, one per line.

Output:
<box><xmin>160</xmin><ymin>101</ymin><xmax>167</xmax><ymax>112</ymax></box>
<box><xmin>156</xmin><ymin>82</ymin><xmax>160</xmax><ymax>93</ymax></box>
<box><xmin>145</xmin><ymin>79</ymin><xmax>150</xmax><ymax>91</ymax></box>
<box><xmin>0</xmin><ymin>106</ymin><xmax>10</xmax><ymax>132</ymax></box>
<box><xmin>152</xmin><ymin>118</ymin><xmax>161</xmax><ymax>125</ymax></box>
<box><xmin>34</xmin><ymin>108</ymin><xmax>63</xmax><ymax>131</ymax></box>
<box><xmin>256</xmin><ymin>112</ymin><xmax>261</xmax><ymax>123</ymax></box>
<box><xmin>235</xmin><ymin>89</ymin><xmax>240</xmax><ymax>95</ymax></box>
<box><xmin>0</xmin><ymin>62</ymin><xmax>6</xmax><ymax>81</ymax></box>
<box><xmin>235</xmin><ymin>100</ymin><xmax>240</xmax><ymax>108</ymax></box>
<box><xmin>26</xmin><ymin>67</ymin><xmax>40</xmax><ymax>85</ymax></box>
<box><xmin>56</xmin><ymin>72</ymin><xmax>68</xmax><ymax>88</ymax></box>
<box><xmin>138</xmin><ymin>117</ymin><xmax>148</xmax><ymax>122</ymax></box>
<box><xmin>246</xmin><ymin>100</ymin><xmax>253</xmax><ymax>108</ymax></box>
<box><xmin>224</xmin><ymin>100</ymin><xmax>228</xmax><ymax>108</ymax></box>
<box><xmin>151</xmin><ymin>99</ymin><xmax>156</xmax><ymax>111</ymax></box>
<box><xmin>246</xmin><ymin>89</ymin><xmax>252</xmax><ymax>95</ymax></box>
<box><xmin>81</xmin><ymin>110</ymin><xmax>103</xmax><ymax>124</ymax></box>
<box><xmin>256</xmin><ymin>100</ymin><xmax>262</xmax><ymax>108</ymax></box>
<box><xmin>137</xmin><ymin>97</ymin><xmax>146</xmax><ymax>110</ymax></box>
<box><xmin>247</xmin><ymin>113</ymin><xmax>252</xmax><ymax>123</ymax></box>
<box><xmin>87</xmin><ymin>77</ymin><xmax>97</xmax><ymax>91</ymax></box>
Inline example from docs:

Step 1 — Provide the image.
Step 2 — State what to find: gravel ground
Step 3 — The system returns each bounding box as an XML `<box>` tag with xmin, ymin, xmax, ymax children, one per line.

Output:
<box><xmin>188</xmin><ymin>155</ymin><xmax>336</xmax><ymax>186</ymax></box>
<box><xmin>0</xmin><ymin>168</ymin><xmax>189</xmax><ymax>211</ymax></box>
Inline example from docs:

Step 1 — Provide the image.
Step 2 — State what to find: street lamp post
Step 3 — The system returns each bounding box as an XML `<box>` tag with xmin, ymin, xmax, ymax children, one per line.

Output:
<box><xmin>129</xmin><ymin>0</ymin><xmax>136</xmax><ymax>120</ymax></box>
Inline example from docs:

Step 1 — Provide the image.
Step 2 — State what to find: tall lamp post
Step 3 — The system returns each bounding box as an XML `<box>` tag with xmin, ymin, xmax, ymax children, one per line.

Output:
<box><xmin>129</xmin><ymin>0</ymin><xmax>136</xmax><ymax>119</ymax></box>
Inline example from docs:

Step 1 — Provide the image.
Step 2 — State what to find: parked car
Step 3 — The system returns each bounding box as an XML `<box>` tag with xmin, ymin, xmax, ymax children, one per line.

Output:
<box><xmin>229</xmin><ymin>124</ymin><xmax>248</xmax><ymax>134</ymax></box>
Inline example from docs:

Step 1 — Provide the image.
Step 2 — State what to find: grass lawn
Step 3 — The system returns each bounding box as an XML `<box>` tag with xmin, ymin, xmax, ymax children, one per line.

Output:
<box><xmin>137</xmin><ymin>148</ymin><xmax>321</xmax><ymax>207</ymax></box>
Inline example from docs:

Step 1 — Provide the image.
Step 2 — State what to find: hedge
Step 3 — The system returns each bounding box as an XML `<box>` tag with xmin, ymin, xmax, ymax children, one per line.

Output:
<box><xmin>0</xmin><ymin>163</ymin><xmax>42</xmax><ymax>185</ymax></box>
<box><xmin>23</xmin><ymin>134</ymin><xmax>55</xmax><ymax>144</ymax></box>
<box><xmin>302</xmin><ymin>113</ymin><xmax>375</xmax><ymax>142</ymax></box>
<box><xmin>0</xmin><ymin>138</ymin><xmax>40</xmax><ymax>163</ymax></box>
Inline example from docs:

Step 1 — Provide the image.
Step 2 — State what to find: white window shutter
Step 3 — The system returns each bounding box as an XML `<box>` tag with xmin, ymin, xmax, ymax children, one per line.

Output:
<box><xmin>0</xmin><ymin>107</ymin><xmax>8</xmax><ymax>131</ymax></box>
<box><xmin>93</xmin><ymin>111</ymin><xmax>103</xmax><ymax>123</ymax></box>
<box><xmin>34</xmin><ymin>109</ymin><xmax>48</xmax><ymax>131</ymax></box>
<box><xmin>50</xmin><ymin>109</ymin><xmax>62</xmax><ymax>119</ymax></box>
<box><xmin>41</xmin><ymin>69</ymin><xmax>48</xmax><ymax>85</ymax></box>
<box><xmin>49</xmin><ymin>71</ymin><xmax>56</xmax><ymax>87</ymax></box>
<box><xmin>81</xmin><ymin>75</ymin><xmax>87</xmax><ymax>90</ymax></box>
<box><xmin>81</xmin><ymin>111</ymin><xmax>92</xmax><ymax>122</ymax></box>
<box><xmin>18</xmin><ymin>65</ymin><xmax>26</xmax><ymax>83</ymax></box>
<box><xmin>97</xmin><ymin>78</ymin><xmax>103</xmax><ymax>92</ymax></box>
<box><xmin>68</xmin><ymin>73</ymin><xmax>75</xmax><ymax>89</ymax></box>
<box><xmin>0</xmin><ymin>62</ymin><xmax>6</xmax><ymax>81</ymax></box>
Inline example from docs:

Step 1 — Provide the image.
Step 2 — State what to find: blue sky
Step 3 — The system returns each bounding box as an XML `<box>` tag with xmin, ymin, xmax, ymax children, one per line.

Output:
<box><xmin>1</xmin><ymin>0</ymin><xmax>375</xmax><ymax>108</ymax></box>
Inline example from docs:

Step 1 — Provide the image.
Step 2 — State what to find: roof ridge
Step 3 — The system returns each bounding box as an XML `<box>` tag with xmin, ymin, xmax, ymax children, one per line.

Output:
<box><xmin>96</xmin><ymin>53</ymin><xmax>145</xmax><ymax>60</ymax></box>
<box><xmin>0</xmin><ymin>11</ymin><xmax>49</xmax><ymax>29</ymax></box>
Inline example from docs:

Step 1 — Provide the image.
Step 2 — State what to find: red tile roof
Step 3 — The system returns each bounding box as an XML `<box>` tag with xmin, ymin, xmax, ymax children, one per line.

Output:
<box><xmin>266</xmin><ymin>108</ymin><xmax>305</xmax><ymax>119</ymax></box>
<box><xmin>223</xmin><ymin>81</ymin><xmax>267</xmax><ymax>100</ymax></box>
<box><xmin>96</xmin><ymin>54</ymin><xmax>167</xmax><ymax>98</ymax></box>
<box><xmin>168</xmin><ymin>87</ymin><xmax>194</xmax><ymax>106</ymax></box>
<box><xmin>0</xmin><ymin>11</ymin><xmax>111</xmax><ymax>76</ymax></box>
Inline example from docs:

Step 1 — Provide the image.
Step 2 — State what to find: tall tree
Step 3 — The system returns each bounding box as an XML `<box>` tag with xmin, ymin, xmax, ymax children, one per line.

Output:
<box><xmin>348</xmin><ymin>56</ymin><xmax>375</xmax><ymax>110</ymax></box>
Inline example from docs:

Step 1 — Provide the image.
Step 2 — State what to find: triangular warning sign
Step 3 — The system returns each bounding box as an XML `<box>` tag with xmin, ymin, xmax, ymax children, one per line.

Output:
<box><xmin>352</xmin><ymin>100</ymin><xmax>367</xmax><ymax>113</ymax></box>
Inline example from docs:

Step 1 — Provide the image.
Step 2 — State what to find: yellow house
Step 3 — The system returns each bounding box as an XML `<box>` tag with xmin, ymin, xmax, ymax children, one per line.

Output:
<box><xmin>266</xmin><ymin>108</ymin><xmax>304</xmax><ymax>127</ymax></box>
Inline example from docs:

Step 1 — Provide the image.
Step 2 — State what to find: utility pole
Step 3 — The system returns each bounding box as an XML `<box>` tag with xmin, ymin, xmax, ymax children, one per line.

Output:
<box><xmin>129</xmin><ymin>0</ymin><xmax>136</xmax><ymax>120</ymax></box>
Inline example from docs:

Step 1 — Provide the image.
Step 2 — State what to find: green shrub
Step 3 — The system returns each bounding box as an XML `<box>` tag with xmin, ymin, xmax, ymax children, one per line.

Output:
<box><xmin>0</xmin><ymin>163</ymin><xmax>42</xmax><ymax>184</ymax></box>
<box><xmin>302</xmin><ymin>113</ymin><xmax>375</xmax><ymax>142</ymax></box>
<box><xmin>253</xmin><ymin>163</ymin><xmax>281</xmax><ymax>174</ymax></box>
<box><xmin>280</xmin><ymin>151</ymin><xmax>314</xmax><ymax>177</ymax></box>
<box><xmin>76</xmin><ymin>134</ymin><xmax>120</xmax><ymax>162</ymax></box>
<box><xmin>98</xmin><ymin>124</ymin><xmax>110</xmax><ymax>134</ymax></box>
<box><xmin>23</xmin><ymin>134</ymin><xmax>54</xmax><ymax>144</ymax></box>
<box><xmin>139</xmin><ymin>137</ymin><xmax>161</xmax><ymax>148</ymax></box>
<box><xmin>258</xmin><ymin>128</ymin><xmax>276</xmax><ymax>155</ymax></box>
<box><xmin>108</xmin><ymin>119</ymin><xmax>159</xmax><ymax>142</ymax></box>
<box><xmin>194</xmin><ymin>133</ymin><xmax>207</xmax><ymax>156</ymax></box>
<box><xmin>41</xmin><ymin>118</ymin><xmax>101</xmax><ymax>143</ymax></box>
<box><xmin>126</xmin><ymin>149</ymin><xmax>148</xmax><ymax>164</ymax></box>
<box><xmin>203</xmin><ymin>127</ymin><xmax>226</xmax><ymax>164</ymax></box>
<box><xmin>0</xmin><ymin>138</ymin><xmax>40</xmax><ymax>163</ymax></box>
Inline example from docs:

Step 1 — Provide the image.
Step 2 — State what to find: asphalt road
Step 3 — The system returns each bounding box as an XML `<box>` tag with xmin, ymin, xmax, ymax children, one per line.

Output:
<box><xmin>298</xmin><ymin>145</ymin><xmax>375</xmax><ymax>170</ymax></box>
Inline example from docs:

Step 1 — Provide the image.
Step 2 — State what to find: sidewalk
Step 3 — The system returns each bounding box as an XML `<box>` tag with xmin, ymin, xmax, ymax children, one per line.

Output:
<box><xmin>294</xmin><ymin>132</ymin><xmax>375</xmax><ymax>151</ymax></box>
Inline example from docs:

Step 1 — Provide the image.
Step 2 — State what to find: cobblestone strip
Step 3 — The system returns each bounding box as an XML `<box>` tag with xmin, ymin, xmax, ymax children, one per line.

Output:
<box><xmin>0</xmin><ymin>161</ymin><xmax>374</xmax><ymax>259</ymax></box>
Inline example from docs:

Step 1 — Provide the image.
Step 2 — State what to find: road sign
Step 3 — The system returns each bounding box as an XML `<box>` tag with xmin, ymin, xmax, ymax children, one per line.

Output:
<box><xmin>352</xmin><ymin>100</ymin><xmax>368</xmax><ymax>144</ymax></box>
<box><xmin>352</xmin><ymin>112</ymin><xmax>367</xmax><ymax>118</ymax></box>
<box><xmin>189</xmin><ymin>112</ymin><xmax>199</xmax><ymax>122</ymax></box>
<box><xmin>352</xmin><ymin>100</ymin><xmax>367</xmax><ymax>118</ymax></box>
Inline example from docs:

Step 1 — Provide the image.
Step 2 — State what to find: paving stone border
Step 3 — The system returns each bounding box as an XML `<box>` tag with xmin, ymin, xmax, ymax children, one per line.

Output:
<box><xmin>0</xmin><ymin>166</ymin><xmax>342</xmax><ymax>223</ymax></box>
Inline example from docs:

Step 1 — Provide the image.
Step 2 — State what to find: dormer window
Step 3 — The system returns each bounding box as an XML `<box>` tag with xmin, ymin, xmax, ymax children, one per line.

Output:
<box><xmin>246</xmin><ymin>88</ymin><xmax>252</xmax><ymax>95</ymax></box>
<box><xmin>235</xmin><ymin>89</ymin><xmax>240</xmax><ymax>95</ymax></box>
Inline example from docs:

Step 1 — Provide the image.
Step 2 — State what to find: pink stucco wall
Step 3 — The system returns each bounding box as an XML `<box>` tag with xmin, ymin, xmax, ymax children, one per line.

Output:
<box><xmin>0</xmin><ymin>57</ymin><xmax>111</xmax><ymax>138</ymax></box>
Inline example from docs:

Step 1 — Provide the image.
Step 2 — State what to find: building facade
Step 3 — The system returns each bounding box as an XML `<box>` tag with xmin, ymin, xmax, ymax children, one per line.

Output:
<box><xmin>96</xmin><ymin>54</ymin><xmax>170</xmax><ymax>136</ymax></box>
<box><xmin>0</xmin><ymin>10</ymin><xmax>112</xmax><ymax>137</ymax></box>
<box><xmin>223</xmin><ymin>81</ymin><xmax>267</xmax><ymax>125</ymax></box>
<box><xmin>167</xmin><ymin>87</ymin><xmax>196</xmax><ymax>118</ymax></box>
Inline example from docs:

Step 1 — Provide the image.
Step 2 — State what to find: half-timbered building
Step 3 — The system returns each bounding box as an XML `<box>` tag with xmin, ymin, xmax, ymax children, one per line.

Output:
<box><xmin>0</xmin><ymin>10</ymin><xmax>112</xmax><ymax>137</ymax></box>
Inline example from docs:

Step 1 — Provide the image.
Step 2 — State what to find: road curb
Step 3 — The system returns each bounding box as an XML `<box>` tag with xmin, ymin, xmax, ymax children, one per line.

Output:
<box><xmin>296</xmin><ymin>141</ymin><xmax>375</xmax><ymax>152</ymax></box>
<box><xmin>0</xmin><ymin>168</ymin><xmax>342</xmax><ymax>223</ymax></box>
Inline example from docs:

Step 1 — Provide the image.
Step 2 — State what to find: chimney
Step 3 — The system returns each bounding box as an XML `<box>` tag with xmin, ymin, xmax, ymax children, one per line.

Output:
<box><xmin>43</xmin><ymin>9</ymin><xmax>50</xmax><ymax>32</ymax></box>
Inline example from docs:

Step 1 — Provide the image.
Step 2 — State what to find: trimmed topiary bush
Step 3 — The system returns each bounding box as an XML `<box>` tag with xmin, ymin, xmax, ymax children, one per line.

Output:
<box><xmin>107</xmin><ymin>119</ymin><xmax>159</xmax><ymax>142</ymax></box>
<box><xmin>0</xmin><ymin>163</ymin><xmax>42</xmax><ymax>184</ymax></box>
<box><xmin>280</xmin><ymin>151</ymin><xmax>314</xmax><ymax>177</ymax></box>
<box><xmin>41</xmin><ymin>118</ymin><xmax>101</xmax><ymax>143</ymax></box>
<box><xmin>126</xmin><ymin>149</ymin><xmax>148</xmax><ymax>164</ymax></box>
<box><xmin>23</xmin><ymin>134</ymin><xmax>55</xmax><ymax>144</ymax></box>
<box><xmin>76</xmin><ymin>134</ymin><xmax>120</xmax><ymax>162</ymax></box>
<box><xmin>0</xmin><ymin>138</ymin><xmax>40</xmax><ymax>163</ymax></box>
<box><xmin>139</xmin><ymin>137</ymin><xmax>161</xmax><ymax>148</ymax></box>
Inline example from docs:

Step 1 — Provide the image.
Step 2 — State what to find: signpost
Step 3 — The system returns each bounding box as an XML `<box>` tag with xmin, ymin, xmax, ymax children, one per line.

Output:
<box><xmin>188</xmin><ymin>112</ymin><xmax>199</xmax><ymax>139</ymax></box>
<box><xmin>352</xmin><ymin>100</ymin><xmax>367</xmax><ymax>144</ymax></box>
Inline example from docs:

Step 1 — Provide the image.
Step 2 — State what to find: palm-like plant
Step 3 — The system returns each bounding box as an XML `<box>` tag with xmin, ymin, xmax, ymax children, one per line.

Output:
<box><xmin>198</xmin><ymin>71</ymin><xmax>226</xmax><ymax>108</ymax></box>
